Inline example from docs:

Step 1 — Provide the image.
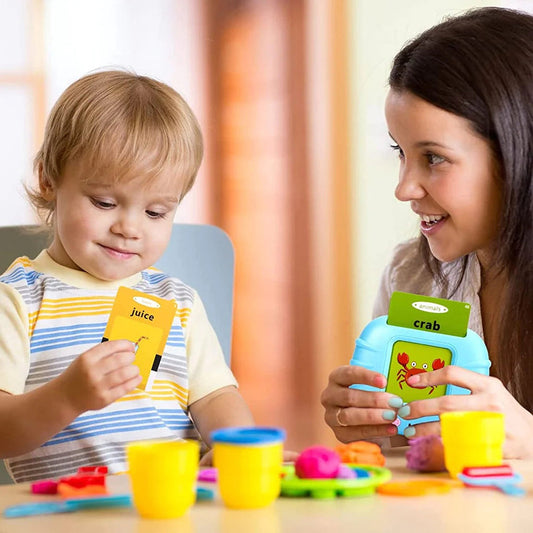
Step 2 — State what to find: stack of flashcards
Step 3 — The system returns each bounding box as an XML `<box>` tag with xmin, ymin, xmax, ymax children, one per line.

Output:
<box><xmin>102</xmin><ymin>287</ymin><xmax>176</xmax><ymax>391</ymax></box>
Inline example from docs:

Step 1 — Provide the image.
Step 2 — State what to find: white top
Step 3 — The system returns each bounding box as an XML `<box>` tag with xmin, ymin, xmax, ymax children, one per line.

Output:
<box><xmin>372</xmin><ymin>239</ymin><xmax>484</xmax><ymax>338</ymax></box>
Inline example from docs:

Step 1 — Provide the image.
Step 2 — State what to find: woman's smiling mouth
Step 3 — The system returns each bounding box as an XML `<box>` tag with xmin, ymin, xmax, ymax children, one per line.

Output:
<box><xmin>419</xmin><ymin>214</ymin><xmax>448</xmax><ymax>234</ymax></box>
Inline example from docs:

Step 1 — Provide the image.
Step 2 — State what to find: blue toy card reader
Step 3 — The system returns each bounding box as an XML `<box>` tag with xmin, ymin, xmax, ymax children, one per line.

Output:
<box><xmin>349</xmin><ymin>292</ymin><xmax>490</xmax><ymax>435</ymax></box>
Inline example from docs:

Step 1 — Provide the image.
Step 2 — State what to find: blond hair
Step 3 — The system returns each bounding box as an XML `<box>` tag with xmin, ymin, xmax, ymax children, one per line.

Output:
<box><xmin>30</xmin><ymin>69</ymin><xmax>203</xmax><ymax>225</ymax></box>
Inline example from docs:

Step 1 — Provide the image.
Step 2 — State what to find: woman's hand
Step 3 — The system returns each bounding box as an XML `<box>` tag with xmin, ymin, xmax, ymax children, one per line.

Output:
<box><xmin>320</xmin><ymin>365</ymin><xmax>404</xmax><ymax>442</ymax></box>
<box><xmin>398</xmin><ymin>366</ymin><xmax>533</xmax><ymax>459</ymax></box>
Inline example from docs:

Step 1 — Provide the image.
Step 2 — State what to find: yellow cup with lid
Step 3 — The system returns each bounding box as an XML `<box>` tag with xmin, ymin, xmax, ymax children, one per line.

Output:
<box><xmin>212</xmin><ymin>427</ymin><xmax>285</xmax><ymax>509</ymax></box>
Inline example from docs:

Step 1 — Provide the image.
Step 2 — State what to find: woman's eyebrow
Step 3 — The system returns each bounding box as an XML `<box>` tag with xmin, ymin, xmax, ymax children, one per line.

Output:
<box><xmin>387</xmin><ymin>134</ymin><xmax>453</xmax><ymax>151</ymax></box>
<box><xmin>414</xmin><ymin>140</ymin><xmax>452</xmax><ymax>150</ymax></box>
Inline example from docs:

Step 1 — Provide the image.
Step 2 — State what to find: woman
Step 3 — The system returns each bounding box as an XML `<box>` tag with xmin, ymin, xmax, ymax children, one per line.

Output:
<box><xmin>321</xmin><ymin>7</ymin><xmax>533</xmax><ymax>459</ymax></box>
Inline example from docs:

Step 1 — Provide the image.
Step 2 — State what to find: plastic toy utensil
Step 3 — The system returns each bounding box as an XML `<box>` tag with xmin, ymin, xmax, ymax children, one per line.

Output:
<box><xmin>198</xmin><ymin>468</ymin><xmax>217</xmax><ymax>482</ymax></box>
<box><xmin>196</xmin><ymin>487</ymin><xmax>215</xmax><ymax>501</ymax></box>
<box><xmin>3</xmin><ymin>494</ymin><xmax>132</xmax><ymax>518</ymax></box>
<box><xmin>462</xmin><ymin>465</ymin><xmax>513</xmax><ymax>477</ymax></box>
<box><xmin>377</xmin><ymin>479</ymin><xmax>454</xmax><ymax>496</ymax></box>
<box><xmin>4</xmin><ymin>486</ymin><xmax>215</xmax><ymax>519</ymax></box>
<box><xmin>458</xmin><ymin>472</ymin><xmax>526</xmax><ymax>496</ymax></box>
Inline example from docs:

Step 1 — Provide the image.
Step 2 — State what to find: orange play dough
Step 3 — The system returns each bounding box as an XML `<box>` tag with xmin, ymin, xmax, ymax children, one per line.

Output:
<box><xmin>334</xmin><ymin>441</ymin><xmax>386</xmax><ymax>466</ymax></box>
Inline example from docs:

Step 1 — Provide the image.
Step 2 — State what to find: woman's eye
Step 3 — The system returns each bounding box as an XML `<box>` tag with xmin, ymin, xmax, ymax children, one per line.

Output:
<box><xmin>425</xmin><ymin>152</ymin><xmax>446</xmax><ymax>165</ymax></box>
<box><xmin>390</xmin><ymin>143</ymin><xmax>405</xmax><ymax>158</ymax></box>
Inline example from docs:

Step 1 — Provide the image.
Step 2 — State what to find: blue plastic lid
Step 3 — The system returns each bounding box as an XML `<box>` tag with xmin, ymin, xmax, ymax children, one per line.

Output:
<box><xmin>210</xmin><ymin>427</ymin><xmax>286</xmax><ymax>445</ymax></box>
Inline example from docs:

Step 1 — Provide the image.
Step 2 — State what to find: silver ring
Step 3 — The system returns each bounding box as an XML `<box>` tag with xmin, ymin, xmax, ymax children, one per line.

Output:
<box><xmin>336</xmin><ymin>407</ymin><xmax>348</xmax><ymax>427</ymax></box>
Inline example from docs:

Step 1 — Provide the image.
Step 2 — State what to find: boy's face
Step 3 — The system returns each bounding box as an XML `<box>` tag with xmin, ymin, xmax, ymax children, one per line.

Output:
<box><xmin>46</xmin><ymin>160</ymin><xmax>183</xmax><ymax>281</ymax></box>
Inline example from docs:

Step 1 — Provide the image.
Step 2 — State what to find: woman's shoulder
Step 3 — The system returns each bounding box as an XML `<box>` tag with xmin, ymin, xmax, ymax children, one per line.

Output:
<box><xmin>387</xmin><ymin>238</ymin><xmax>424</xmax><ymax>274</ymax></box>
<box><xmin>384</xmin><ymin>238</ymin><xmax>472</xmax><ymax>298</ymax></box>
<box><xmin>385</xmin><ymin>238</ymin><xmax>435</xmax><ymax>295</ymax></box>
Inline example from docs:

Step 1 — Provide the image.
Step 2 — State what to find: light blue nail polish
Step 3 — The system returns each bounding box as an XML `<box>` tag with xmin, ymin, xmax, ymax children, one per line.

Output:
<box><xmin>388</xmin><ymin>396</ymin><xmax>403</xmax><ymax>409</ymax></box>
<box><xmin>398</xmin><ymin>405</ymin><xmax>411</xmax><ymax>418</ymax></box>
<box><xmin>382</xmin><ymin>410</ymin><xmax>396</xmax><ymax>421</ymax></box>
<box><xmin>404</xmin><ymin>426</ymin><xmax>416</xmax><ymax>438</ymax></box>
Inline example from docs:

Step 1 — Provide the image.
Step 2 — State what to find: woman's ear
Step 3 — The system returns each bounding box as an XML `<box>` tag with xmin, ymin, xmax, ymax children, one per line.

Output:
<box><xmin>38</xmin><ymin>164</ymin><xmax>55</xmax><ymax>202</ymax></box>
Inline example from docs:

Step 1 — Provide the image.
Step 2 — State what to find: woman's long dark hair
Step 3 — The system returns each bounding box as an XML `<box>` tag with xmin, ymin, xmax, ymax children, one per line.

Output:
<box><xmin>388</xmin><ymin>7</ymin><xmax>533</xmax><ymax>411</ymax></box>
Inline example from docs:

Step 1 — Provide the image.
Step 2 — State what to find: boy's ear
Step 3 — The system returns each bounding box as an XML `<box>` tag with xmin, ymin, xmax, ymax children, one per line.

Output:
<box><xmin>38</xmin><ymin>164</ymin><xmax>55</xmax><ymax>202</ymax></box>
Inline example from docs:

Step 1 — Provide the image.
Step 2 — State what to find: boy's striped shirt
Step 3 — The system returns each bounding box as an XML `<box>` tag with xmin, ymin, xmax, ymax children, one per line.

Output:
<box><xmin>1</xmin><ymin>255</ymin><xmax>200</xmax><ymax>482</ymax></box>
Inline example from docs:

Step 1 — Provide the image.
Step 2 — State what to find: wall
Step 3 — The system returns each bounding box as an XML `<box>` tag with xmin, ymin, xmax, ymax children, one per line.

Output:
<box><xmin>0</xmin><ymin>0</ymin><xmax>210</xmax><ymax>226</ymax></box>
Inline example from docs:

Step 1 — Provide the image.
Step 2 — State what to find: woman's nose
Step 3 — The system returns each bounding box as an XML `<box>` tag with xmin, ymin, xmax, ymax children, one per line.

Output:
<box><xmin>394</xmin><ymin>165</ymin><xmax>426</xmax><ymax>202</ymax></box>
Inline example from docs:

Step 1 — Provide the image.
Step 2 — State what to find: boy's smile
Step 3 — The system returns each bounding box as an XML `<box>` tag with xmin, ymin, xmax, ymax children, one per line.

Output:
<box><xmin>385</xmin><ymin>90</ymin><xmax>502</xmax><ymax>267</ymax></box>
<box><xmin>46</xmin><ymin>160</ymin><xmax>182</xmax><ymax>281</ymax></box>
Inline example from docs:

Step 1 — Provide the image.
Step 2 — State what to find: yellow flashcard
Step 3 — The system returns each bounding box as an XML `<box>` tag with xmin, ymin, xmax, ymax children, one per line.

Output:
<box><xmin>102</xmin><ymin>287</ymin><xmax>177</xmax><ymax>390</ymax></box>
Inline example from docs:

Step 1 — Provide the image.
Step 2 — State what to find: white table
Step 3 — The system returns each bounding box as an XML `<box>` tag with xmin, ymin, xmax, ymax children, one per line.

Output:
<box><xmin>1</xmin><ymin>449</ymin><xmax>532</xmax><ymax>532</ymax></box>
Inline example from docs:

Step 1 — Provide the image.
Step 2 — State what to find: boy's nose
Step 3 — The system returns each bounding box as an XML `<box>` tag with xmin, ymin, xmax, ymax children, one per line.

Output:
<box><xmin>394</xmin><ymin>165</ymin><xmax>426</xmax><ymax>202</ymax></box>
<box><xmin>111</xmin><ymin>213</ymin><xmax>141</xmax><ymax>239</ymax></box>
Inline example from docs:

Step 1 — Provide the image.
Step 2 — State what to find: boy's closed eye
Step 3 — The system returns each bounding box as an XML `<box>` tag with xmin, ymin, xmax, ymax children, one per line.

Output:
<box><xmin>145</xmin><ymin>210</ymin><xmax>167</xmax><ymax>219</ymax></box>
<box><xmin>91</xmin><ymin>198</ymin><xmax>116</xmax><ymax>209</ymax></box>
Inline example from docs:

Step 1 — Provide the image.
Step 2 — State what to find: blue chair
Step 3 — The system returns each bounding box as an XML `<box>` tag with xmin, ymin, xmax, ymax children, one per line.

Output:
<box><xmin>0</xmin><ymin>223</ymin><xmax>235</xmax><ymax>484</ymax></box>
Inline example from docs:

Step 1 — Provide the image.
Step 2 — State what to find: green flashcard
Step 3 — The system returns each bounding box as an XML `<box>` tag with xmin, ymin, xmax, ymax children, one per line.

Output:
<box><xmin>386</xmin><ymin>340</ymin><xmax>451</xmax><ymax>401</ymax></box>
<box><xmin>387</xmin><ymin>291</ymin><xmax>471</xmax><ymax>337</ymax></box>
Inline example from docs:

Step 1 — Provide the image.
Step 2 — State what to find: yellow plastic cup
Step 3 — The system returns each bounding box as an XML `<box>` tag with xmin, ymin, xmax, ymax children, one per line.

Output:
<box><xmin>126</xmin><ymin>439</ymin><xmax>199</xmax><ymax>519</ymax></box>
<box><xmin>211</xmin><ymin>427</ymin><xmax>285</xmax><ymax>509</ymax></box>
<box><xmin>440</xmin><ymin>411</ymin><xmax>505</xmax><ymax>478</ymax></box>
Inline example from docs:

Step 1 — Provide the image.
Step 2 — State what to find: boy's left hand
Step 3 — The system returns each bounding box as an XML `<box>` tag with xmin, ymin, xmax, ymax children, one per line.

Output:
<box><xmin>282</xmin><ymin>449</ymin><xmax>299</xmax><ymax>463</ymax></box>
<box><xmin>199</xmin><ymin>449</ymin><xmax>213</xmax><ymax>467</ymax></box>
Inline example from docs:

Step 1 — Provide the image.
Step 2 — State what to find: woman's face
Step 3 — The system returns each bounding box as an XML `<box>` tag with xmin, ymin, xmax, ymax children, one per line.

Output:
<box><xmin>385</xmin><ymin>89</ymin><xmax>502</xmax><ymax>266</ymax></box>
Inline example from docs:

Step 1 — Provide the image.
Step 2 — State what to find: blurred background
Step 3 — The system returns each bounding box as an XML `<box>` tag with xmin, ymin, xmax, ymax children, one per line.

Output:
<box><xmin>1</xmin><ymin>0</ymin><xmax>531</xmax><ymax>451</ymax></box>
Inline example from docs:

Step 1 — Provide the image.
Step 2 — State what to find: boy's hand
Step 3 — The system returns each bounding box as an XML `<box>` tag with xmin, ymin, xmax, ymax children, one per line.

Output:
<box><xmin>58</xmin><ymin>340</ymin><xmax>141</xmax><ymax>414</ymax></box>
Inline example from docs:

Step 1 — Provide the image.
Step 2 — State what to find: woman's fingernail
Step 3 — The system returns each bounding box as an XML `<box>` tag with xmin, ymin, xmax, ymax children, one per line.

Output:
<box><xmin>386</xmin><ymin>424</ymin><xmax>398</xmax><ymax>435</ymax></box>
<box><xmin>373</xmin><ymin>375</ymin><xmax>386</xmax><ymax>388</ymax></box>
<box><xmin>406</xmin><ymin>374</ymin><xmax>420</xmax><ymax>385</ymax></box>
<box><xmin>382</xmin><ymin>410</ymin><xmax>396</xmax><ymax>421</ymax></box>
<box><xmin>388</xmin><ymin>396</ymin><xmax>403</xmax><ymax>409</ymax></box>
<box><xmin>398</xmin><ymin>405</ymin><xmax>411</xmax><ymax>418</ymax></box>
<box><xmin>404</xmin><ymin>426</ymin><xmax>416</xmax><ymax>438</ymax></box>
